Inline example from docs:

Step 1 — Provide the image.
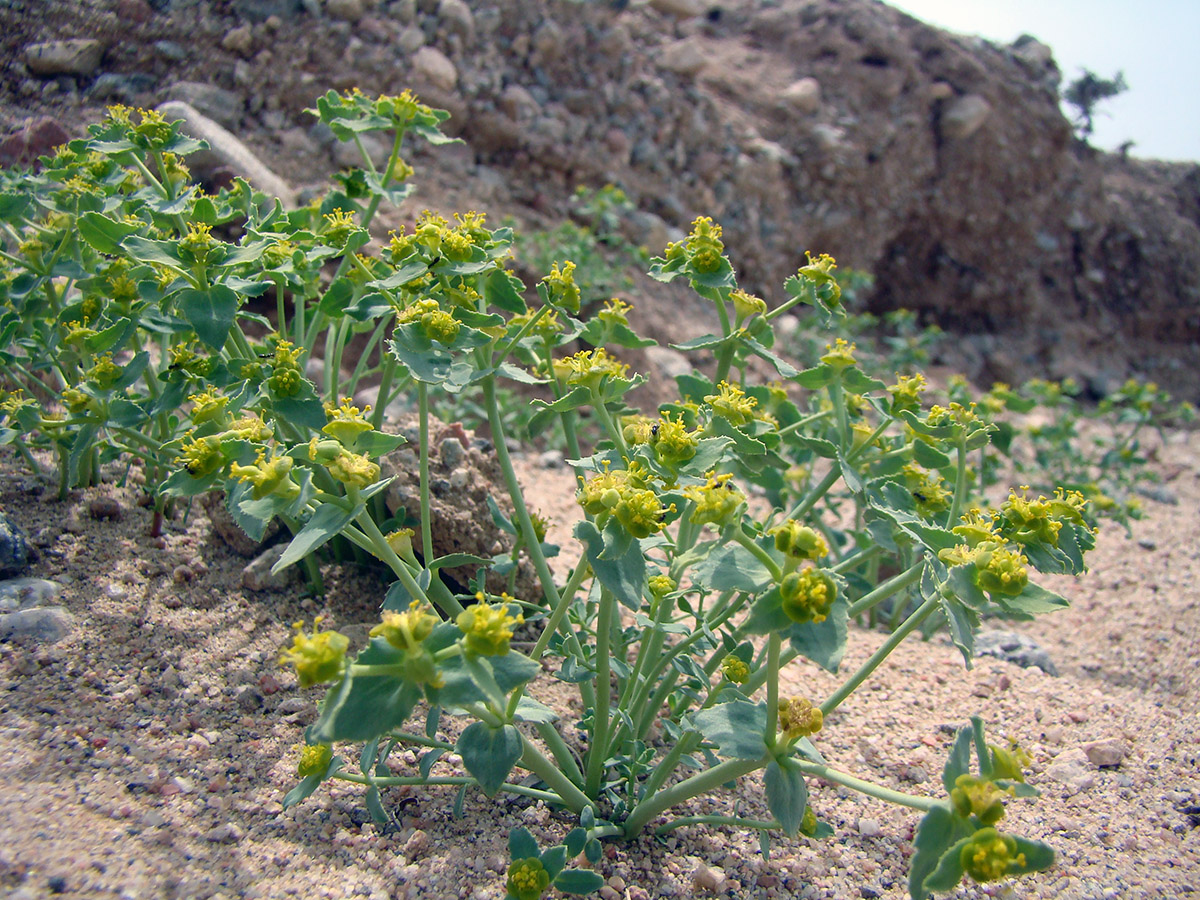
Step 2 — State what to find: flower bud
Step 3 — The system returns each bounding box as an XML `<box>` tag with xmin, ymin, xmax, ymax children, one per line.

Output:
<box><xmin>771</xmin><ymin>521</ymin><xmax>829</xmax><ymax>561</ymax></box>
<box><xmin>506</xmin><ymin>858</ymin><xmax>550</xmax><ymax>900</ymax></box>
<box><xmin>279</xmin><ymin>617</ymin><xmax>349</xmax><ymax>688</ymax></box>
<box><xmin>959</xmin><ymin>828</ymin><xmax>1027</xmax><ymax>883</ymax></box>
<box><xmin>296</xmin><ymin>742</ymin><xmax>333</xmax><ymax>777</ymax></box>
<box><xmin>457</xmin><ymin>601</ymin><xmax>523</xmax><ymax>657</ymax></box>
<box><xmin>780</xmin><ymin>568</ymin><xmax>837</xmax><ymax>625</ymax></box>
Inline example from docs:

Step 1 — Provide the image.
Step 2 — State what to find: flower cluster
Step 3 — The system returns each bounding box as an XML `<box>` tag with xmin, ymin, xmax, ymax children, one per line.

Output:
<box><xmin>780</xmin><ymin>567</ymin><xmax>837</xmax><ymax>624</ymax></box>
<box><xmin>279</xmin><ymin>618</ymin><xmax>349</xmax><ymax>688</ymax></box>
<box><xmin>457</xmin><ymin>599</ymin><xmax>523</xmax><ymax>657</ymax></box>
<box><xmin>777</xmin><ymin>697</ymin><xmax>823</xmax><ymax>739</ymax></box>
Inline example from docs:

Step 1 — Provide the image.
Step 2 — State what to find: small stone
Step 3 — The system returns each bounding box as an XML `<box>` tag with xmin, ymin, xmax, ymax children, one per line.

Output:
<box><xmin>0</xmin><ymin>578</ymin><xmax>60</xmax><ymax>612</ymax></box>
<box><xmin>538</xmin><ymin>450</ymin><xmax>564</xmax><ymax>470</ymax></box>
<box><xmin>397</xmin><ymin>25</ymin><xmax>425</xmax><ymax>53</ymax></box>
<box><xmin>645</xmin><ymin>346</ymin><xmax>692</xmax><ymax>381</ymax></box>
<box><xmin>1137</xmin><ymin>538</ymin><xmax>1157</xmax><ymax>550</ymax></box>
<box><xmin>242</xmin><ymin>545</ymin><xmax>297</xmax><ymax>592</ymax></box>
<box><xmin>24</xmin><ymin>39</ymin><xmax>104</xmax><ymax>76</ymax></box>
<box><xmin>658</xmin><ymin>38</ymin><xmax>707</xmax><ymax>76</ymax></box>
<box><xmin>939</xmin><ymin>94</ymin><xmax>992</xmax><ymax>140</ymax></box>
<box><xmin>172</xmin><ymin>565</ymin><xmax>195</xmax><ymax>584</ymax></box>
<box><xmin>1083</xmin><ymin>738</ymin><xmax>1127</xmax><ymax>768</ymax></box>
<box><xmin>221</xmin><ymin>25</ymin><xmax>255</xmax><ymax>56</ymax></box>
<box><xmin>235</xmin><ymin>685</ymin><xmax>264</xmax><ymax>711</ymax></box>
<box><xmin>0</xmin><ymin>607</ymin><xmax>73</xmax><ymax>644</ymax></box>
<box><xmin>325</xmin><ymin>0</ymin><xmax>364</xmax><ymax>22</ymax></box>
<box><xmin>204</xmin><ymin>823</ymin><xmax>244</xmax><ymax>843</ymax></box>
<box><xmin>857</xmin><ymin>817</ymin><xmax>882</xmax><ymax>838</ymax></box>
<box><xmin>975</xmin><ymin>630</ymin><xmax>1058</xmax><ymax>676</ymax></box>
<box><xmin>142</xmin><ymin>810</ymin><xmax>168</xmax><ymax>828</ymax></box>
<box><xmin>781</xmin><ymin>78</ymin><xmax>821</xmax><ymax>114</ymax></box>
<box><xmin>1044</xmin><ymin>748</ymin><xmax>1096</xmax><ymax>795</ymax></box>
<box><xmin>692</xmin><ymin>864</ymin><xmax>725</xmax><ymax>892</ymax></box>
<box><xmin>437</xmin><ymin>0</ymin><xmax>474</xmax><ymax>41</ymax></box>
<box><xmin>0</xmin><ymin>511</ymin><xmax>32</xmax><ymax>578</ymax></box>
<box><xmin>404</xmin><ymin>829</ymin><xmax>430</xmax><ymax>859</ymax></box>
<box><xmin>649</xmin><ymin>0</ymin><xmax>704</xmax><ymax>19</ymax></box>
<box><xmin>412</xmin><ymin>46</ymin><xmax>458</xmax><ymax>92</ymax></box>
<box><xmin>258</xmin><ymin>672</ymin><xmax>281</xmax><ymax>694</ymax></box>
<box><xmin>165</xmin><ymin>81</ymin><xmax>245</xmax><ymax>130</ymax></box>
<box><xmin>439</xmin><ymin>437</ymin><xmax>466</xmax><ymax>469</ymax></box>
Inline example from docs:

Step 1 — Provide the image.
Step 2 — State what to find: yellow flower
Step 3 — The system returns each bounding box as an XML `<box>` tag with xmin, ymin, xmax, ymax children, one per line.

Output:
<box><xmin>553</xmin><ymin>347</ymin><xmax>629</xmax><ymax>389</ymax></box>
<box><xmin>780</xmin><ymin>567</ymin><xmax>837</xmax><ymax>624</ymax></box>
<box><xmin>683</xmin><ymin>472</ymin><xmax>745</xmax><ymax>527</ymax></box>
<box><xmin>279</xmin><ymin>617</ymin><xmax>349</xmax><ymax>687</ymax></box>
<box><xmin>819</xmin><ymin>338</ymin><xmax>857</xmax><ymax>371</ymax></box>
<box><xmin>371</xmin><ymin>601</ymin><xmax>437</xmax><ymax>653</ymax></box>
<box><xmin>542</xmin><ymin>260</ymin><xmax>581</xmax><ymax>313</ymax></box>
<box><xmin>684</xmin><ymin>216</ymin><xmax>725</xmax><ymax>273</ymax></box>
<box><xmin>326</xmin><ymin>450</ymin><xmax>381</xmax><ymax>489</ymax></box>
<box><xmin>960</xmin><ymin>828</ymin><xmax>1027</xmax><ymax>883</ymax></box>
<box><xmin>720</xmin><ymin>655</ymin><xmax>750</xmax><ymax>685</ymax></box>
<box><xmin>179</xmin><ymin>433</ymin><xmax>224</xmax><ymax>478</ymax></box>
<box><xmin>296</xmin><ymin>743</ymin><xmax>333</xmax><ymax>777</ymax></box>
<box><xmin>951</xmin><ymin>775</ymin><xmax>1009</xmax><ymax>826</ymax></box>
<box><xmin>771</xmin><ymin>521</ymin><xmax>829</xmax><ymax>561</ymax></box>
<box><xmin>777</xmin><ymin>697</ymin><xmax>823</xmax><ymax>739</ymax></box>
<box><xmin>705</xmin><ymin>381</ymin><xmax>757</xmax><ymax>427</ymax></box>
<box><xmin>457</xmin><ymin>601</ymin><xmax>523</xmax><ymax>657</ymax></box>
<box><xmin>323</xmin><ymin>397</ymin><xmax>374</xmax><ymax>446</ymax></box>
<box><xmin>229</xmin><ymin>448</ymin><xmax>300</xmax><ymax>501</ymax></box>
<box><xmin>506</xmin><ymin>858</ymin><xmax>550</xmax><ymax>900</ymax></box>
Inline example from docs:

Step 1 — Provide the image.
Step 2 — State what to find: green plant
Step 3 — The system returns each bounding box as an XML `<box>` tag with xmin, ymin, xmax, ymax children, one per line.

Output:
<box><xmin>1063</xmin><ymin>68</ymin><xmax>1127</xmax><ymax>141</ymax></box>
<box><xmin>0</xmin><ymin>91</ymin><xmax>1096</xmax><ymax>900</ymax></box>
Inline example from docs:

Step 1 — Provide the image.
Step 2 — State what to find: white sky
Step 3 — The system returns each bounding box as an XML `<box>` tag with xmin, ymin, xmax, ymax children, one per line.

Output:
<box><xmin>883</xmin><ymin>0</ymin><xmax>1200</xmax><ymax>162</ymax></box>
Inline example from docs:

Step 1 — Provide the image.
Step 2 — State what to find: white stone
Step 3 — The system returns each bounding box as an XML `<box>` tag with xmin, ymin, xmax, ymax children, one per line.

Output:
<box><xmin>781</xmin><ymin>77</ymin><xmax>821</xmax><ymax>114</ymax></box>
<box><xmin>24</xmin><ymin>39</ymin><xmax>104</xmax><ymax>76</ymax></box>
<box><xmin>940</xmin><ymin>94</ymin><xmax>992</xmax><ymax>140</ymax></box>
<box><xmin>412</xmin><ymin>46</ymin><xmax>458</xmax><ymax>92</ymax></box>
<box><xmin>658</xmin><ymin>38</ymin><xmax>707</xmax><ymax>77</ymax></box>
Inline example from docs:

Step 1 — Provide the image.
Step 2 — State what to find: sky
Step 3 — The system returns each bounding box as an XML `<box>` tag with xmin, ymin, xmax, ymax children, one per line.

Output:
<box><xmin>883</xmin><ymin>0</ymin><xmax>1200</xmax><ymax>162</ymax></box>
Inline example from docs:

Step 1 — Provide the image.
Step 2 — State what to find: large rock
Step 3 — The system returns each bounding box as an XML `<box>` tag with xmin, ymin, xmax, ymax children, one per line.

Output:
<box><xmin>155</xmin><ymin>101</ymin><xmax>296</xmax><ymax>205</ymax></box>
<box><xmin>164</xmin><ymin>82</ymin><xmax>245</xmax><ymax>130</ymax></box>
<box><xmin>23</xmin><ymin>39</ymin><xmax>104</xmax><ymax>76</ymax></box>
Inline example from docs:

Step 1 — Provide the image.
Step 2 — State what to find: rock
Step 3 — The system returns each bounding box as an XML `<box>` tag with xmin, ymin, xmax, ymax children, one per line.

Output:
<box><xmin>498</xmin><ymin>85</ymin><xmax>537</xmax><ymax>120</ymax></box>
<box><xmin>975</xmin><ymin>629</ymin><xmax>1059</xmax><ymax>676</ymax></box>
<box><xmin>530</xmin><ymin>20</ymin><xmax>564</xmax><ymax>64</ymax></box>
<box><xmin>0</xmin><ymin>607</ymin><xmax>74</xmax><ymax>644</ymax></box>
<box><xmin>232</xmin><ymin>0</ymin><xmax>303</xmax><ymax>21</ymax></box>
<box><xmin>781</xmin><ymin>77</ymin><xmax>821</xmax><ymax>114</ymax></box>
<box><xmin>1044</xmin><ymin>748</ymin><xmax>1096</xmax><ymax>795</ymax></box>
<box><xmin>155</xmin><ymin>101</ymin><xmax>297</xmax><ymax>206</ymax></box>
<box><xmin>380</xmin><ymin>415</ymin><xmax>538</xmax><ymax>597</ymax></box>
<box><xmin>939</xmin><ymin>94</ymin><xmax>992</xmax><ymax>140</ymax></box>
<box><xmin>202</xmin><ymin>491</ymin><xmax>282</xmax><ymax>557</ymax></box>
<box><xmin>87</xmin><ymin>496</ymin><xmax>123</xmax><ymax>521</ymax></box>
<box><xmin>857</xmin><ymin>817</ymin><xmax>882</xmax><ymax>837</ymax></box>
<box><xmin>204</xmin><ymin>823</ymin><xmax>245</xmax><ymax>843</ymax></box>
<box><xmin>412</xmin><ymin>46</ymin><xmax>458</xmax><ymax>92</ymax></box>
<box><xmin>397</xmin><ymin>25</ymin><xmax>425</xmax><ymax>53</ymax></box>
<box><xmin>0</xmin><ymin>512</ymin><xmax>32</xmax><ymax>578</ymax></box>
<box><xmin>645</xmin><ymin>346</ymin><xmax>692</xmax><ymax>381</ymax></box>
<box><xmin>325</xmin><ymin>0</ymin><xmax>364</xmax><ymax>22</ymax></box>
<box><xmin>0</xmin><ymin>578</ymin><xmax>61</xmax><ymax>612</ymax></box>
<box><xmin>221</xmin><ymin>24</ymin><xmax>255</xmax><ymax>56</ymax></box>
<box><xmin>164</xmin><ymin>82</ymin><xmax>245</xmax><ymax>130</ymax></box>
<box><xmin>404</xmin><ymin>829</ymin><xmax>430</xmax><ymax>859</ymax></box>
<box><xmin>89</xmin><ymin>72</ymin><xmax>157</xmax><ymax>103</ymax></box>
<box><xmin>0</xmin><ymin>117</ymin><xmax>71</xmax><ymax>170</ymax></box>
<box><xmin>23</xmin><ymin>40</ymin><xmax>104</xmax><ymax>77</ymax></box>
<box><xmin>235</xmin><ymin>685</ymin><xmax>264</xmax><ymax>711</ymax></box>
<box><xmin>437</xmin><ymin>0</ymin><xmax>474</xmax><ymax>41</ymax></box>
<box><xmin>538</xmin><ymin>450</ymin><xmax>564</xmax><ymax>470</ymax></box>
<box><xmin>691</xmin><ymin>864</ymin><xmax>725</xmax><ymax>892</ymax></box>
<box><xmin>650</xmin><ymin>0</ymin><xmax>704</xmax><ymax>19</ymax></box>
<box><xmin>242</xmin><ymin>545</ymin><xmax>298</xmax><ymax>592</ymax></box>
<box><xmin>658</xmin><ymin>39</ymin><xmax>707</xmax><ymax>77</ymax></box>
<box><xmin>1083</xmin><ymin>738</ymin><xmax>1127</xmax><ymax>768</ymax></box>
<box><xmin>154</xmin><ymin>40</ymin><xmax>187</xmax><ymax>61</ymax></box>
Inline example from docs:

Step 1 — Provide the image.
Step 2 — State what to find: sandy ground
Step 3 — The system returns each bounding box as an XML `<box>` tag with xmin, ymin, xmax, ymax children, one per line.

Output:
<box><xmin>0</xmin><ymin>429</ymin><xmax>1196</xmax><ymax>900</ymax></box>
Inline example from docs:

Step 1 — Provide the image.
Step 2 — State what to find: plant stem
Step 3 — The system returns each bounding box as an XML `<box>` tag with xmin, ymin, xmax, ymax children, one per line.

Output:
<box><xmin>332</xmin><ymin>772</ymin><xmax>560</xmax><ymax>805</ymax></box>
<box><xmin>657</xmin><ymin>815</ymin><xmax>781</xmax><ymax>835</ymax></box>
<box><xmin>845</xmin><ymin>561</ymin><xmax>923</xmax><ymax>618</ymax></box>
<box><xmin>820</xmin><ymin>591</ymin><xmax>939</xmax><ymax>718</ymax></box>
<box><xmin>519</xmin><ymin>736</ymin><xmax>595</xmax><ymax>814</ymax></box>
<box><xmin>584</xmin><ymin>585</ymin><xmax>615</xmax><ymax>797</ymax></box>
<box><xmin>764</xmin><ymin>633</ymin><xmax>781</xmax><ymax>749</ymax></box>
<box><xmin>623</xmin><ymin>755</ymin><xmax>766</xmax><ymax>838</ymax></box>
<box><xmin>791</xmin><ymin>759</ymin><xmax>939</xmax><ymax>812</ymax></box>
<box><xmin>534</xmin><ymin>721</ymin><xmax>585</xmax><ymax>789</ymax></box>
<box><xmin>417</xmin><ymin>382</ymin><xmax>434</xmax><ymax>565</ymax></box>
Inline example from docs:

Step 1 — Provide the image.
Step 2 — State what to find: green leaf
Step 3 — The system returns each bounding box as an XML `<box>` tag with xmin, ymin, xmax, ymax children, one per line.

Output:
<box><xmin>175</xmin><ymin>285</ymin><xmax>240</xmax><ymax>351</ymax></box>
<box><xmin>908</xmin><ymin>804</ymin><xmax>972</xmax><ymax>900</ymax></box>
<box><xmin>77</xmin><ymin>212</ymin><xmax>141</xmax><ymax>254</ymax></box>
<box><xmin>919</xmin><ymin>835</ymin><xmax>968</xmax><ymax>893</ymax></box>
<box><xmin>786</xmin><ymin>597</ymin><xmax>849</xmax><ymax>674</ymax></box>
<box><xmin>456</xmin><ymin>721</ymin><xmax>522</xmax><ymax>797</ymax></box>
<box><xmin>743</xmin><ymin>336</ymin><xmax>799</xmax><ymax>378</ymax></box>
<box><xmin>764</xmin><ymin>758</ymin><xmax>808</xmax><ymax>838</ymax></box>
<box><xmin>553</xmin><ymin>870</ymin><xmax>606</xmax><ymax>895</ymax></box>
<box><xmin>273</xmin><ymin>500</ymin><xmax>364</xmax><ymax>573</ymax></box>
<box><xmin>312</xmin><ymin>639</ymin><xmax>422</xmax><ymax>742</ymax></box>
<box><xmin>690</xmin><ymin>700</ymin><xmax>767</xmax><ymax>759</ymax></box>
<box><xmin>509</xmin><ymin>826</ymin><xmax>540</xmax><ymax>861</ymax></box>
<box><xmin>942</xmin><ymin>723</ymin><xmax>974</xmax><ymax>795</ymax></box>
<box><xmin>793</xmin><ymin>365</ymin><xmax>835</xmax><ymax>390</ymax></box>
<box><xmin>575</xmin><ymin>520</ymin><xmax>645</xmax><ymax>611</ymax></box>
<box><xmin>121</xmin><ymin>234</ymin><xmax>185</xmax><ymax>268</ymax></box>
<box><xmin>483</xmin><ymin>268</ymin><xmax>527</xmax><ymax>314</ymax></box>
<box><xmin>671</xmin><ymin>333</ymin><xmax>724</xmax><ymax>352</ymax></box>
<box><xmin>912</xmin><ymin>440</ymin><xmax>952</xmax><ymax>469</ymax></box>
<box><xmin>512</xmin><ymin>696</ymin><xmax>559</xmax><ymax>724</ymax></box>
<box><xmin>995</xmin><ymin>583</ymin><xmax>1070</xmax><ymax>617</ymax></box>
<box><xmin>743</xmin><ymin>585</ymin><xmax>791</xmax><ymax>635</ymax></box>
<box><xmin>691</xmin><ymin>542</ymin><xmax>772</xmax><ymax>593</ymax></box>
<box><xmin>354</xmin><ymin>430</ymin><xmax>407</xmax><ymax>457</ymax></box>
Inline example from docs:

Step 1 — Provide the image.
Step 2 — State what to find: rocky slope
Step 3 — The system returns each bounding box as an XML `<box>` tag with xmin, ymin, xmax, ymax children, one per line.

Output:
<box><xmin>1</xmin><ymin>0</ymin><xmax>1198</xmax><ymax>398</ymax></box>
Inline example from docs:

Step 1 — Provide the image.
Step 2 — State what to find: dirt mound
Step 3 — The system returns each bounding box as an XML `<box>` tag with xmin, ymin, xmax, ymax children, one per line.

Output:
<box><xmin>2</xmin><ymin>0</ymin><xmax>1197</xmax><ymax>398</ymax></box>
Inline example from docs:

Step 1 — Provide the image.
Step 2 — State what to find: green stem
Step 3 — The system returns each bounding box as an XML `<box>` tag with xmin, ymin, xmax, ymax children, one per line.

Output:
<box><xmin>845</xmin><ymin>561</ymin><xmax>923</xmax><ymax>618</ymax></box>
<box><xmin>332</xmin><ymin>772</ymin><xmax>560</xmax><ymax>805</ymax></box>
<box><xmin>370</xmin><ymin>356</ymin><xmax>398</xmax><ymax>430</ymax></box>
<box><xmin>946</xmin><ymin>436</ymin><xmax>968</xmax><ymax>527</ymax></box>
<box><xmin>417</xmin><ymin>382</ymin><xmax>435</xmax><ymax>565</ymax></box>
<box><xmin>520</xmin><ymin>736</ymin><xmax>595</xmax><ymax>814</ymax></box>
<box><xmin>732</xmin><ymin>527</ymin><xmax>783</xmax><ymax>582</ymax></box>
<box><xmin>785</xmin><ymin>465</ymin><xmax>842</xmax><ymax>522</ymax></box>
<box><xmin>820</xmin><ymin>590</ymin><xmax>939</xmax><ymax>718</ymax></box>
<box><xmin>764</xmin><ymin>633</ymin><xmax>781</xmax><ymax>749</ymax></box>
<box><xmin>584</xmin><ymin>586</ymin><xmax>615</xmax><ymax>797</ymax></box>
<box><xmin>623</xmin><ymin>755</ymin><xmax>766</xmax><ymax>838</ymax></box>
<box><xmin>791</xmin><ymin>759</ymin><xmax>939</xmax><ymax>812</ymax></box>
<box><xmin>534</xmin><ymin>721</ymin><xmax>585</xmax><ymax>789</ymax></box>
<box><xmin>656</xmin><ymin>815</ymin><xmax>781</xmax><ymax>835</ymax></box>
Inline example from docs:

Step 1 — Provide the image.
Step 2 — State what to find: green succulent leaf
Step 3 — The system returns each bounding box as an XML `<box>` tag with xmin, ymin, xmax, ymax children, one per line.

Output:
<box><xmin>764</xmin><ymin>757</ymin><xmax>809</xmax><ymax>838</ymax></box>
<box><xmin>457</xmin><ymin>722</ymin><xmax>522</xmax><ymax>797</ymax></box>
<box><xmin>690</xmin><ymin>700</ymin><xmax>767</xmax><ymax>759</ymax></box>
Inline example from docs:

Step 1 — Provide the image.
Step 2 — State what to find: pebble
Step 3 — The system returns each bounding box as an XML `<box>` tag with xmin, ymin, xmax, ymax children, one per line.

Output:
<box><xmin>412</xmin><ymin>46</ymin><xmax>458</xmax><ymax>92</ymax></box>
<box><xmin>204</xmin><ymin>822</ymin><xmax>245</xmax><ymax>843</ymax></box>
<box><xmin>164</xmin><ymin>81</ymin><xmax>245</xmax><ymax>130</ymax></box>
<box><xmin>939</xmin><ymin>94</ymin><xmax>992</xmax><ymax>140</ymax></box>
<box><xmin>221</xmin><ymin>25</ymin><xmax>255</xmax><ymax>56</ymax></box>
<box><xmin>326</xmin><ymin>0</ymin><xmax>364</xmax><ymax>22</ymax></box>
<box><xmin>856</xmin><ymin>817</ymin><xmax>882</xmax><ymax>837</ymax></box>
<box><xmin>404</xmin><ymin>829</ymin><xmax>430</xmax><ymax>859</ymax></box>
<box><xmin>1083</xmin><ymin>738</ymin><xmax>1127</xmax><ymax>768</ymax></box>
<box><xmin>692</xmin><ymin>864</ymin><xmax>725</xmax><ymax>892</ymax></box>
<box><xmin>975</xmin><ymin>629</ymin><xmax>1059</xmax><ymax>676</ymax></box>
<box><xmin>439</xmin><ymin>437</ymin><xmax>466</xmax><ymax>469</ymax></box>
<box><xmin>0</xmin><ymin>607</ymin><xmax>74</xmax><ymax>644</ymax></box>
<box><xmin>23</xmin><ymin>39</ymin><xmax>105</xmax><ymax>76</ymax></box>
<box><xmin>0</xmin><ymin>578</ymin><xmax>60</xmax><ymax>612</ymax></box>
<box><xmin>0</xmin><ymin>511</ymin><xmax>32</xmax><ymax>578</ymax></box>
<box><xmin>242</xmin><ymin>545</ymin><xmax>296</xmax><ymax>592</ymax></box>
<box><xmin>1044</xmin><ymin>748</ymin><xmax>1097</xmax><ymax>795</ymax></box>
<box><xmin>235</xmin><ymin>685</ymin><xmax>264</xmax><ymax>711</ymax></box>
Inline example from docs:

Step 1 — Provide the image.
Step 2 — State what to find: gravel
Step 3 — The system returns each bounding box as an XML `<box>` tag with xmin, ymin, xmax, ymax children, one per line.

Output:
<box><xmin>0</xmin><ymin>430</ymin><xmax>1196</xmax><ymax>899</ymax></box>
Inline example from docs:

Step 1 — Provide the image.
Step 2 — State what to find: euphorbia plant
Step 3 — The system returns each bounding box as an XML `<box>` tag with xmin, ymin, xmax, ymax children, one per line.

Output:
<box><xmin>0</xmin><ymin>90</ymin><xmax>1096</xmax><ymax>900</ymax></box>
